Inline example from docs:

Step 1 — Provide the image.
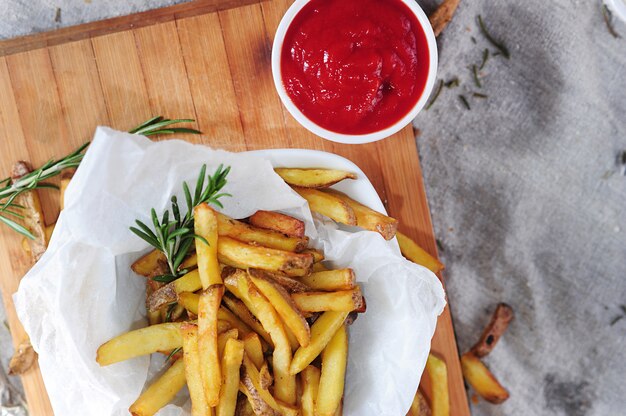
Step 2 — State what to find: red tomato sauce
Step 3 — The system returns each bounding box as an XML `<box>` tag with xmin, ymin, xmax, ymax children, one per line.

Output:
<box><xmin>280</xmin><ymin>0</ymin><xmax>430</xmax><ymax>135</ymax></box>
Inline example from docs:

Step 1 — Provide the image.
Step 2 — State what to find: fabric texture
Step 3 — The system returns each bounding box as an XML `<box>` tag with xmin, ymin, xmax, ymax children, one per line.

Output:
<box><xmin>1</xmin><ymin>1</ymin><xmax>625</xmax><ymax>415</ymax></box>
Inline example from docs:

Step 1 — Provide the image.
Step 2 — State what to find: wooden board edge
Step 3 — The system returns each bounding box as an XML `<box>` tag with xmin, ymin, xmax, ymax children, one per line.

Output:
<box><xmin>0</xmin><ymin>0</ymin><xmax>264</xmax><ymax>57</ymax></box>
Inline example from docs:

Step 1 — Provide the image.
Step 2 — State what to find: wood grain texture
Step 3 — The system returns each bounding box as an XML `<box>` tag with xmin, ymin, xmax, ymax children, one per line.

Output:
<box><xmin>0</xmin><ymin>1</ymin><xmax>470</xmax><ymax>415</ymax></box>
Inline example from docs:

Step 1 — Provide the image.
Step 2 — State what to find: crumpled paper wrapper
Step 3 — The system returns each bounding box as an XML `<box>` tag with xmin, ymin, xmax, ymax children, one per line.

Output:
<box><xmin>13</xmin><ymin>127</ymin><xmax>445</xmax><ymax>416</ymax></box>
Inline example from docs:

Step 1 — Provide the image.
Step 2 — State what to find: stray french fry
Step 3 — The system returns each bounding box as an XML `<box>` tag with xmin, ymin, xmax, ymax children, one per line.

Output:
<box><xmin>132</xmin><ymin>250</ymin><xmax>168</xmax><ymax>277</ymax></box>
<box><xmin>129</xmin><ymin>359</ymin><xmax>186</xmax><ymax>416</ymax></box>
<box><xmin>428</xmin><ymin>0</ymin><xmax>460</xmax><ymax>37</ymax></box>
<box><xmin>327</xmin><ymin>189</ymin><xmax>397</xmax><ymax>240</ymax></box>
<box><xmin>97</xmin><ymin>322</ymin><xmax>187</xmax><ymax>366</ymax></box>
<box><xmin>396</xmin><ymin>232</ymin><xmax>445</xmax><ymax>274</ymax></box>
<box><xmin>292</xmin><ymin>187</ymin><xmax>356</xmax><ymax>226</ymax></box>
<box><xmin>291</xmin><ymin>288</ymin><xmax>364</xmax><ymax>313</ymax></box>
<box><xmin>249</xmin><ymin>274</ymin><xmax>311</xmax><ymax>347</ymax></box>
<box><xmin>195</xmin><ymin>204</ymin><xmax>222</xmax><ymax>288</ymax></box>
<box><xmin>471</xmin><ymin>303</ymin><xmax>514</xmax><ymax>358</ymax></box>
<box><xmin>275</xmin><ymin>168</ymin><xmax>356</xmax><ymax>189</ymax></box>
<box><xmin>316</xmin><ymin>325</ymin><xmax>348</xmax><ymax>416</ymax></box>
<box><xmin>8</xmin><ymin>339</ymin><xmax>36</xmax><ymax>376</ymax></box>
<box><xmin>225</xmin><ymin>272</ymin><xmax>296</xmax><ymax>405</ymax></box>
<box><xmin>198</xmin><ymin>284</ymin><xmax>224</xmax><ymax>406</ymax></box>
<box><xmin>217</xmin><ymin>338</ymin><xmax>245</xmax><ymax>416</ymax></box>
<box><xmin>217</xmin><ymin>212</ymin><xmax>308</xmax><ymax>252</ymax></box>
<box><xmin>299</xmin><ymin>269</ymin><xmax>356</xmax><ymax>291</ymax></box>
<box><xmin>243</xmin><ymin>333</ymin><xmax>264</xmax><ymax>369</ymax></box>
<box><xmin>301</xmin><ymin>365</ymin><xmax>321</xmax><ymax>416</ymax></box>
<box><xmin>222</xmin><ymin>292</ymin><xmax>272</xmax><ymax>347</ymax></box>
<box><xmin>461</xmin><ymin>352</ymin><xmax>509</xmax><ymax>404</ymax></box>
<box><xmin>180</xmin><ymin>323</ymin><xmax>211</xmax><ymax>416</ymax></box>
<box><xmin>249</xmin><ymin>210</ymin><xmax>306</xmax><ymax>238</ymax></box>
<box><xmin>147</xmin><ymin>269</ymin><xmax>202</xmax><ymax>312</ymax></box>
<box><xmin>249</xmin><ymin>269</ymin><xmax>310</xmax><ymax>293</ymax></box>
<box><xmin>407</xmin><ymin>390</ymin><xmax>431</xmax><ymax>416</ymax></box>
<box><xmin>426</xmin><ymin>353</ymin><xmax>449</xmax><ymax>416</ymax></box>
<box><xmin>290</xmin><ymin>311</ymin><xmax>349</xmax><ymax>374</ymax></box>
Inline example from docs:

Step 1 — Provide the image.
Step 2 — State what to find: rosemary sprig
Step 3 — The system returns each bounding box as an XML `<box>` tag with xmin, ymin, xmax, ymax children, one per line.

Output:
<box><xmin>479</xmin><ymin>49</ymin><xmax>490</xmax><ymax>70</ymax></box>
<box><xmin>459</xmin><ymin>95</ymin><xmax>471</xmax><ymax>110</ymax></box>
<box><xmin>130</xmin><ymin>164</ymin><xmax>231</xmax><ymax>281</ymax></box>
<box><xmin>426</xmin><ymin>80</ymin><xmax>444</xmax><ymax>110</ymax></box>
<box><xmin>472</xmin><ymin>65</ymin><xmax>482</xmax><ymax>88</ymax></box>
<box><xmin>0</xmin><ymin>117</ymin><xmax>201</xmax><ymax>239</ymax></box>
<box><xmin>602</xmin><ymin>5</ymin><xmax>621</xmax><ymax>39</ymax></box>
<box><xmin>478</xmin><ymin>15</ymin><xmax>510</xmax><ymax>59</ymax></box>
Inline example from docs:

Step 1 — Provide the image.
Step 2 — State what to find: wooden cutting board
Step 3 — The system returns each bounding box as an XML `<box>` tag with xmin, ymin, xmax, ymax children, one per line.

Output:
<box><xmin>0</xmin><ymin>0</ymin><xmax>470</xmax><ymax>414</ymax></box>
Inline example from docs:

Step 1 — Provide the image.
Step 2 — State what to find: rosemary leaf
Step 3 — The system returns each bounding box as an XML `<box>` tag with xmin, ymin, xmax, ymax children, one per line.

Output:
<box><xmin>473</xmin><ymin>92</ymin><xmax>488</xmax><ymax>99</ymax></box>
<box><xmin>472</xmin><ymin>65</ymin><xmax>482</xmax><ymax>88</ymax></box>
<box><xmin>445</xmin><ymin>77</ymin><xmax>460</xmax><ymax>88</ymax></box>
<box><xmin>152</xmin><ymin>274</ymin><xmax>180</xmax><ymax>283</ymax></box>
<box><xmin>480</xmin><ymin>48</ymin><xmax>490</xmax><ymax>70</ymax></box>
<box><xmin>602</xmin><ymin>5</ymin><xmax>621</xmax><ymax>38</ymax></box>
<box><xmin>478</xmin><ymin>15</ymin><xmax>510</xmax><ymax>59</ymax></box>
<box><xmin>166</xmin><ymin>347</ymin><xmax>182</xmax><ymax>361</ymax></box>
<box><xmin>426</xmin><ymin>80</ymin><xmax>444</xmax><ymax>110</ymax></box>
<box><xmin>0</xmin><ymin>214</ymin><xmax>35</xmax><ymax>239</ymax></box>
<box><xmin>459</xmin><ymin>95</ymin><xmax>471</xmax><ymax>110</ymax></box>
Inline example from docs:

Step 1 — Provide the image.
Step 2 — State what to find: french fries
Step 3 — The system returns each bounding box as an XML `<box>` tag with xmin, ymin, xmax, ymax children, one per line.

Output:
<box><xmin>222</xmin><ymin>293</ymin><xmax>272</xmax><ymax>346</ymax></box>
<box><xmin>198</xmin><ymin>284</ymin><xmax>224</xmax><ymax>406</ymax></box>
<box><xmin>180</xmin><ymin>323</ymin><xmax>211</xmax><ymax>416</ymax></box>
<box><xmin>249</xmin><ymin>268</ymin><xmax>310</xmax><ymax>293</ymax></box>
<box><xmin>12</xmin><ymin>161</ymin><xmax>47</xmax><ymax>261</ymax></box>
<box><xmin>470</xmin><ymin>303</ymin><xmax>514</xmax><ymax>358</ymax></box>
<box><xmin>249</xmin><ymin>210</ymin><xmax>305</xmax><ymax>238</ymax></box>
<box><xmin>217</xmin><ymin>338</ymin><xmax>245</xmax><ymax>416</ymax></box>
<box><xmin>132</xmin><ymin>249</ymin><xmax>167</xmax><ymax>277</ymax></box>
<box><xmin>291</xmin><ymin>288</ymin><xmax>364</xmax><ymax>313</ymax></box>
<box><xmin>301</xmin><ymin>365</ymin><xmax>321</xmax><ymax>416</ymax></box>
<box><xmin>299</xmin><ymin>269</ymin><xmax>356</xmax><ymax>291</ymax></box>
<box><xmin>292</xmin><ymin>187</ymin><xmax>357</xmax><ymax>226</ymax></box>
<box><xmin>461</xmin><ymin>352</ymin><xmax>509</xmax><ymax>403</ymax></box>
<box><xmin>316</xmin><ymin>325</ymin><xmax>348</xmax><ymax>416</ymax></box>
<box><xmin>407</xmin><ymin>390</ymin><xmax>431</xmax><ymax>416</ymax></box>
<box><xmin>396</xmin><ymin>232</ymin><xmax>445</xmax><ymax>274</ymax></box>
<box><xmin>195</xmin><ymin>204</ymin><xmax>222</xmax><ymax>288</ymax></box>
<box><xmin>59</xmin><ymin>169</ymin><xmax>74</xmax><ymax>210</ymax></box>
<box><xmin>275</xmin><ymin>168</ymin><xmax>356</xmax><ymax>189</ymax></box>
<box><xmin>243</xmin><ymin>333</ymin><xmax>264</xmax><ymax>369</ymax></box>
<box><xmin>425</xmin><ymin>353</ymin><xmax>449</xmax><ymax>416</ymax></box>
<box><xmin>147</xmin><ymin>269</ymin><xmax>202</xmax><ymax>312</ymax></box>
<box><xmin>129</xmin><ymin>359</ymin><xmax>187</xmax><ymax>416</ymax></box>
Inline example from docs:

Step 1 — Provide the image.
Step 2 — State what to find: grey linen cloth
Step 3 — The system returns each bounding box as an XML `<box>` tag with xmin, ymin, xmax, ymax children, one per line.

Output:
<box><xmin>1</xmin><ymin>1</ymin><xmax>626</xmax><ymax>416</ymax></box>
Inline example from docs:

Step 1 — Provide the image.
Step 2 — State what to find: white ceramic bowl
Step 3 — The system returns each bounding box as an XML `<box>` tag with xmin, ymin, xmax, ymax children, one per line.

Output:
<box><xmin>271</xmin><ymin>0</ymin><xmax>438</xmax><ymax>144</ymax></box>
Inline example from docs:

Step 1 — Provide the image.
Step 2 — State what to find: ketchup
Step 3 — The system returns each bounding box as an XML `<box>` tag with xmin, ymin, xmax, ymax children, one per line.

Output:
<box><xmin>281</xmin><ymin>0</ymin><xmax>430</xmax><ymax>135</ymax></box>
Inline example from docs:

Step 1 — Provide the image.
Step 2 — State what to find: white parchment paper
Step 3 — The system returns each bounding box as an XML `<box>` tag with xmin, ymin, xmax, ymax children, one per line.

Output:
<box><xmin>13</xmin><ymin>127</ymin><xmax>445</xmax><ymax>416</ymax></box>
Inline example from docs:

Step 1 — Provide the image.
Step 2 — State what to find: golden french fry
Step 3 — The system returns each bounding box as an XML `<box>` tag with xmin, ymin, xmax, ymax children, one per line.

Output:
<box><xmin>218</xmin><ymin>236</ymin><xmax>313</xmax><ymax>277</ymax></box>
<box><xmin>180</xmin><ymin>323</ymin><xmax>211</xmax><ymax>416</ymax></box>
<box><xmin>225</xmin><ymin>272</ymin><xmax>296</xmax><ymax>405</ymax></box>
<box><xmin>8</xmin><ymin>339</ymin><xmax>36</xmax><ymax>376</ymax></box>
<box><xmin>302</xmin><ymin>248</ymin><xmax>324</xmax><ymax>263</ymax></box>
<box><xmin>290</xmin><ymin>311</ymin><xmax>348</xmax><ymax>374</ymax></box>
<box><xmin>59</xmin><ymin>169</ymin><xmax>74</xmax><ymax>210</ymax></box>
<box><xmin>276</xmin><ymin>401</ymin><xmax>300</xmax><ymax>416</ymax></box>
<box><xmin>301</xmin><ymin>365</ymin><xmax>321</xmax><ymax>416</ymax></box>
<box><xmin>274</xmin><ymin>168</ymin><xmax>356</xmax><ymax>189</ymax></box>
<box><xmin>429</xmin><ymin>0</ymin><xmax>460</xmax><ymax>36</ymax></box>
<box><xmin>217</xmin><ymin>212</ymin><xmax>308</xmax><ymax>252</ymax></box>
<box><xmin>461</xmin><ymin>352</ymin><xmax>509</xmax><ymax>404</ymax></box>
<box><xmin>222</xmin><ymin>292</ymin><xmax>272</xmax><ymax>347</ymax></box>
<box><xmin>97</xmin><ymin>322</ymin><xmax>187</xmax><ymax>366</ymax></box>
<box><xmin>299</xmin><ymin>269</ymin><xmax>356</xmax><ymax>291</ymax></box>
<box><xmin>198</xmin><ymin>284</ymin><xmax>224</xmax><ymax>406</ymax></box>
<box><xmin>217</xmin><ymin>338</ymin><xmax>245</xmax><ymax>416</ymax></box>
<box><xmin>147</xmin><ymin>269</ymin><xmax>202</xmax><ymax>312</ymax></box>
<box><xmin>396</xmin><ymin>232</ymin><xmax>445</xmax><ymax>274</ymax></box>
<box><xmin>195</xmin><ymin>203</ymin><xmax>222</xmax><ymax>288</ymax></box>
<box><xmin>243</xmin><ymin>333</ymin><xmax>265</xmax><ymax>369</ymax></box>
<box><xmin>312</xmin><ymin>262</ymin><xmax>329</xmax><ymax>272</ymax></box>
<box><xmin>249</xmin><ymin>274</ymin><xmax>310</xmax><ymax>347</ymax></box>
<box><xmin>180</xmin><ymin>253</ymin><xmax>198</xmax><ymax>270</ymax></box>
<box><xmin>407</xmin><ymin>390</ymin><xmax>431</xmax><ymax>416</ymax></box>
<box><xmin>327</xmin><ymin>189</ymin><xmax>397</xmax><ymax>240</ymax></box>
<box><xmin>240</xmin><ymin>355</ymin><xmax>281</xmax><ymax>412</ymax></box>
<box><xmin>129</xmin><ymin>359</ymin><xmax>186</xmax><ymax>416</ymax></box>
<box><xmin>426</xmin><ymin>353</ymin><xmax>449</xmax><ymax>416</ymax></box>
<box><xmin>218</xmin><ymin>329</ymin><xmax>239</xmax><ymax>357</ymax></box>
<box><xmin>249</xmin><ymin>210</ymin><xmax>305</xmax><ymax>238</ymax></box>
<box><xmin>239</xmin><ymin>382</ymin><xmax>278</xmax><ymax>416</ymax></box>
<box><xmin>249</xmin><ymin>269</ymin><xmax>310</xmax><ymax>293</ymax></box>
<box><xmin>316</xmin><ymin>325</ymin><xmax>348</xmax><ymax>416</ymax></box>
<box><xmin>292</xmin><ymin>187</ymin><xmax>356</xmax><ymax>226</ymax></box>
<box><xmin>291</xmin><ymin>288</ymin><xmax>364</xmax><ymax>313</ymax></box>
<box><xmin>235</xmin><ymin>396</ymin><xmax>256</xmax><ymax>416</ymax></box>
<box><xmin>131</xmin><ymin>249</ymin><xmax>167</xmax><ymax>277</ymax></box>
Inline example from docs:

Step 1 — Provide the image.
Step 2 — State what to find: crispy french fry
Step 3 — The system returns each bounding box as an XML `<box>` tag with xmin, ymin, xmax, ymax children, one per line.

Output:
<box><xmin>222</xmin><ymin>292</ymin><xmax>272</xmax><ymax>347</ymax></box>
<box><xmin>396</xmin><ymin>232</ymin><xmax>445</xmax><ymax>274</ymax></box>
<box><xmin>239</xmin><ymin>382</ymin><xmax>278</xmax><ymax>416</ymax></box>
<box><xmin>241</xmin><ymin>355</ymin><xmax>281</xmax><ymax>412</ymax></box>
<box><xmin>180</xmin><ymin>253</ymin><xmax>198</xmax><ymax>270</ymax></box>
<box><xmin>8</xmin><ymin>339</ymin><xmax>36</xmax><ymax>376</ymax></box>
<box><xmin>235</xmin><ymin>396</ymin><xmax>256</xmax><ymax>416</ymax></box>
<box><xmin>276</xmin><ymin>401</ymin><xmax>300</xmax><ymax>416</ymax></box>
<box><xmin>218</xmin><ymin>329</ymin><xmax>239</xmax><ymax>357</ymax></box>
<box><xmin>312</xmin><ymin>262</ymin><xmax>329</xmax><ymax>272</ymax></box>
<box><xmin>243</xmin><ymin>333</ymin><xmax>264</xmax><ymax>369</ymax></box>
<box><xmin>302</xmin><ymin>248</ymin><xmax>324</xmax><ymax>263</ymax></box>
<box><xmin>59</xmin><ymin>169</ymin><xmax>74</xmax><ymax>210</ymax></box>
<box><xmin>299</xmin><ymin>269</ymin><xmax>356</xmax><ymax>291</ymax></box>
<box><xmin>316</xmin><ymin>325</ymin><xmax>348</xmax><ymax>416</ymax></box>
<box><xmin>426</xmin><ymin>353</ymin><xmax>449</xmax><ymax>416</ymax></box>
<box><xmin>334</xmin><ymin>401</ymin><xmax>343</xmax><ymax>416</ymax></box>
<box><xmin>129</xmin><ymin>359</ymin><xmax>186</xmax><ymax>416</ymax></box>
<box><xmin>147</xmin><ymin>269</ymin><xmax>202</xmax><ymax>312</ymax></box>
<box><xmin>12</xmin><ymin>161</ymin><xmax>47</xmax><ymax>261</ymax></box>
<box><xmin>291</xmin><ymin>288</ymin><xmax>364</xmax><ymax>313</ymax></box>
<box><xmin>429</xmin><ymin>0</ymin><xmax>460</xmax><ymax>37</ymax></box>
<box><xmin>249</xmin><ymin>269</ymin><xmax>310</xmax><ymax>293</ymax></box>
<box><xmin>198</xmin><ymin>285</ymin><xmax>224</xmax><ymax>406</ymax></box>
<box><xmin>217</xmin><ymin>338</ymin><xmax>245</xmax><ymax>416</ymax></box>
<box><xmin>249</xmin><ymin>210</ymin><xmax>305</xmax><ymax>238</ymax></box>
<box><xmin>290</xmin><ymin>311</ymin><xmax>348</xmax><ymax>374</ymax></box>
<box><xmin>327</xmin><ymin>189</ymin><xmax>397</xmax><ymax>240</ymax></box>
<box><xmin>180</xmin><ymin>323</ymin><xmax>211</xmax><ymax>416</ymax></box>
<box><xmin>301</xmin><ymin>365</ymin><xmax>321</xmax><ymax>416</ymax></box>
<box><xmin>131</xmin><ymin>249</ymin><xmax>168</xmax><ymax>277</ymax></box>
<box><xmin>292</xmin><ymin>187</ymin><xmax>356</xmax><ymax>226</ymax></box>
<box><xmin>217</xmin><ymin>213</ymin><xmax>308</xmax><ymax>252</ymax></box>
<box><xmin>225</xmin><ymin>272</ymin><xmax>297</xmax><ymax>405</ymax></box>
<box><xmin>407</xmin><ymin>390</ymin><xmax>431</xmax><ymax>416</ymax></box>
<box><xmin>195</xmin><ymin>204</ymin><xmax>222</xmax><ymax>288</ymax></box>
<box><xmin>249</xmin><ymin>274</ymin><xmax>311</xmax><ymax>347</ymax></box>
<box><xmin>275</xmin><ymin>168</ymin><xmax>356</xmax><ymax>189</ymax></box>
<box><xmin>97</xmin><ymin>322</ymin><xmax>187</xmax><ymax>366</ymax></box>
<box><xmin>218</xmin><ymin>236</ymin><xmax>313</xmax><ymax>277</ymax></box>
<box><xmin>471</xmin><ymin>303</ymin><xmax>514</xmax><ymax>358</ymax></box>
<box><xmin>461</xmin><ymin>352</ymin><xmax>509</xmax><ymax>404</ymax></box>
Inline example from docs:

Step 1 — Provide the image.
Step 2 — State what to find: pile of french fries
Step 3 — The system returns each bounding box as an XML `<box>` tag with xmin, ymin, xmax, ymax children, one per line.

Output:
<box><xmin>96</xmin><ymin>168</ymin><xmax>446</xmax><ymax>416</ymax></box>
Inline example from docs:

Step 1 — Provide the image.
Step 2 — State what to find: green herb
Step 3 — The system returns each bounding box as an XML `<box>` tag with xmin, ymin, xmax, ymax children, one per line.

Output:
<box><xmin>166</xmin><ymin>347</ymin><xmax>182</xmax><ymax>361</ymax></box>
<box><xmin>477</xmin><ymin>15</ymin><xmax>510</xmax><ymax>59</ymax></box>
<box><xmin>426</xmin><ymin>80</ymin><xmax>445</xmax><ymax>110</ymax></box>
<box><xmin>0</xmin><ymin>117</ymin><xmax>200</xmax><ymax>239</ymax></box>
<box><xmin>471</xmin><ymin>36</ymin><xmax>477</xmax><ymax>44</ymax></box>
<box><xmin>436</xmin><ymin>239</ymin><xmax>445</xmax><ymax>252</ymax></box>
<box><xmin>472</xmin><ymin>65</ymin><xmax>482</xmax><ymax>88</ymax></box>
<box><xmin>480</xmin><ymin>48</ymin><xmax>490</xmax><ymax>70</ymax></box>
<box><xmin>165</xmin><ymin>302</ymin><xmax>178</xmax><ymax>322</ymax></box>
<box><xmin>131</xmin><ymin>164</ymin><xmax>231</xmax><ymax>279</ymax></box>
<box><xmin>459</xmin><ymin>95</ymin><xmax>471</xmax><ymax>110</ymax></box>
<box><xmin>602</xmin><ymin>5</ymin><xmax>621</xmax><ymax>38</ymax></box>
<box><xmin>610</xmin><ymin>315</ymin><xmax>623</xmax><ymax>326</ymax></box>
<box><xmin>445</xmin><ymin>77</ymin><xmax>460</xmax><ymax>88</ymax></box>
<box><xmin>473</xmin><ymin>92</ymin><xmax>488</xmax><ymax>99</ymax></box>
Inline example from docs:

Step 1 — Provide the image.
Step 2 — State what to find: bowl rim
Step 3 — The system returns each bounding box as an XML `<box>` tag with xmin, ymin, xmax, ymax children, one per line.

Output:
<box><xmin>271</xmin><ymin>0</ymin><xmax>439</xmax><ymax>144</ymax></box>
